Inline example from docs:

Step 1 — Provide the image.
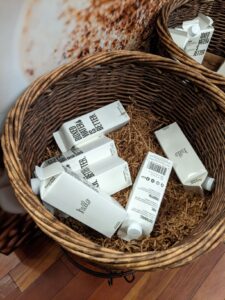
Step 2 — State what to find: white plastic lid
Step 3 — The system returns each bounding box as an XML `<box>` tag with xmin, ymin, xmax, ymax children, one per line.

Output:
<box><xmin>127</xmin><ymin>223</ymin><xmax>142</xmax><ymax>240</ymax></box>
<box><xmin>202</xmin><ymin>177</ymin><xmax>215</xmax><ymax>192</ymax></box>
<box><xmin>189</xmin><ymin>24</ymin><xmax>201</xmax><ymax>36</ymax></box>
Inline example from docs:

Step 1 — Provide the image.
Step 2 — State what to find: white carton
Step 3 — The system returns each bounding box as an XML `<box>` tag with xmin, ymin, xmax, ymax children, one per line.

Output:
<box><xmin>40</xmin><ymin>166</ymin><xmax>127</xmax><ymax>237</ymax></box>
<box><xmin>217</xmin><ymin>61</ymin><xmax>225</xmax><ymax>76</ymax></box>
<box><xmin>183</xmin><ymin>25</ymin><xmax>202</xmax><ymax>62</ymax></box>
<box><xmin>117</xmin><ymin>152</ymin><xmax>173</xmax><ymax>241</ymax></box>
<box><xmin>31</xmin><ymin>173</ymin><xmax>60</xmax><ymax>216</ymax></box>
<box><xmin>169</xmin><ymin>13</ymin><xmax>214</xmax><ymax>64</ymax></box>
<box><xmin>169</xmin><ymin>29</ymin><xmax>189</xmax><ymax>49</ymax></box>
<box><xmin>187</xmin><ymin>14</ymin><xmax>214</xmax><ymax>64</ymax></box>
<box><xmin>31</xmin><ymin>177</ymin><xmax>70</xmax><ymax>217</ymax></box>
<box><xmin>155</xmin><ymin>122</ymin><xmax>215</xmax><ymax>192</ymax></box>
<box><xmin>42</xmin><ymin>136</ymin><xmax>117</xmax><ymax>170</ymax></box>
<box><xmin>37</xmin><ymin>156</ymin><xmax>132</xmax><ymax>196</ymax></box>
<box><xmin>53</xmin><ymin>101</ymin><xmax>130</xmax><ymax>152</ymax></box>
<box><xmin>76</xmin><ymin>156</ymin><xmax>132</xmax><ymax>195</ymax></box>
<box><xmin>182</xmin><ymin>18</ymin><xmax>201</xmax><ymax>31</ymax></box>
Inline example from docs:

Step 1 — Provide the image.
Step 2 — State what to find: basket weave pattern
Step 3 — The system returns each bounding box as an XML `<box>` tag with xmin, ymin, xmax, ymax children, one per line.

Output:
<box><xmin>2</xmin><ymin>51</ymin><xmax>225</xmax><ymax>271</ymax></box>
<box><xmin>155</xmin><ymin>0</ymin><xmax>225</xmax><ymax>91</ymax></box>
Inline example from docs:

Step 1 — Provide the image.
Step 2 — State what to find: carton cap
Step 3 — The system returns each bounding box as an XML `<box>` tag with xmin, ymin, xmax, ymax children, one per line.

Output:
<box><xmin>189</xmin><ymin>24</ymin><xmax>201</xmax><ymax>36</ymax></box>
<box><xmin>127</xmin><ymin>223</ymin><xmax>142</xmax><ymax>240</ymax></box>
<box><xmin>202</xmin><ymin>176</ymin><xmax>215</xmax><ymax>192</ymax></box>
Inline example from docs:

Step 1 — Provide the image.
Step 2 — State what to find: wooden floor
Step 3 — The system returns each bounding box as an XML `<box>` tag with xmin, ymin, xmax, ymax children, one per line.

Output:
<box><xmin>0</xmin><ymin>233</ymin><xmax>225</xmax><ymax>300</ymax></box>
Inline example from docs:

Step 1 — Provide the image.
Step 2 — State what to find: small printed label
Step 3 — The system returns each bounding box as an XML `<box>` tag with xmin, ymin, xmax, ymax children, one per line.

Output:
<box><xmin>140</xmin><ymin>215</ymin><xmax>154</xmax><ymax>223</ymax></box>
<box><xmin>76</xmin><ymin>199</ymin><xmax>91</xmax><ymax>214</ymax></box>
<box><xmin>58</xmin><ymin>156</ymin><xmax>67</xmax><ymax>163</ymax></box>
<box><xmin>199</xmin><ymin>32</ymin><xmax>210</xmax><ymax>45</ymax></box>
<box><xmin>79</xmin><ymin>157</ymin><xmax>89</xmax><ymax>169</ymax></box>
<box><xmin>148</xmin><ymin>192</ymin><xmax>160</xmax><ymax>202</ymax></box>
<box><xmin>92</xmin><ymin>179</ymin><xmax>99</xmax><ymax>188</ymax></box>
<box><xmin>69</xmin><ymin>113</ymin><xmax>104</xmax><ymax>142</ymax></box>
<box><xmin>89</xmin><ymin>113</ymin><xmax>104</xmax><ymax>131</ymax></box>
<box><xmin>78</xmin><ymin>157</ymin><xmax>96</xmax><ymax>180</ymax></box>
<box><xmin>63</xmin><ymin>155</ymin><xmax>100</xmax><ymax>189</ymax></box>
<box><xmin>193</xmin><ymin>31</ymin><xmax>212</xmax><ymax>58</ymax></box>
<box><xmin>71</xmin><ymin>146</ymin><xmax>83</xmax><ymax>156</ymax></box>
<box><xmin>63</xmin><ymin>166</ymin><xmax>99</xmax><ymax>193</ymax></box>
<box><xmin>175</xmin><ymin>148</ymin><xmax>188</xmax><ymax>158</ymax></box>
<box><xmin>62</xmin><ymin>152</ymin><xmax>75</xmax><ymax>161</ymax></box>
<box><xmin>194</xmin><ymin>49</ymin><xmax>205</xmax><ymax>57</ymax></box>
<box><xmin>43</xmin><ymin>157</ymin><xmax>58</xmax><ymax>167</ymax></box>
<box><xmin>44</xmin><ymin>176</ymin><xmax>57</xmax><ymax>189</ymax></box>
<box><xmin>190</xmin><ymin>177</ymin><xmax>204</xmax><ymax>184</ymax></box>
<box><xmin>81</xmin><ymin>166</ymin><xmax>95</xmax><ymax>180</ymax></box>
<box><xmin>147</xmin><ymin>161</ymin><xmax>167</xmax><ymax>176</ymax></box>
<box><xmin>63</xmin><ymin>146</ymin><xmax>83</xmax><ymax>160</ymax></box>
<box><xmin>69</xmin><ymin>124</ymin><xmax>83</xmax><ymax>142</ymax></box>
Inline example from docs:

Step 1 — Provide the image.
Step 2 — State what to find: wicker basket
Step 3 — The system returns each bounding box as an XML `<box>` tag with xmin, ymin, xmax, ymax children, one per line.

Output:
<box><xmin>2</xmin><ymin>51</ymin><xmax>225</xmax><ymax>271</ymax></box>
<box><xmin>155</xmin><ymin>0</ymin><xmax>225</xmax><ymax>91</ymax></box>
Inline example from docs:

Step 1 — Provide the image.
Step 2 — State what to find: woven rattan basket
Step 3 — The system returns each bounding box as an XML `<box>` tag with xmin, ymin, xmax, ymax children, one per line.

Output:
<box><xmin>155</xmin><ymin>0</ymin><xmax>225</xmax><ymax>91</ymax></box>
<box><xmin>2</xmin><ymin>51</ymin><xmax>225</xmax><ymax>271</ymax></box>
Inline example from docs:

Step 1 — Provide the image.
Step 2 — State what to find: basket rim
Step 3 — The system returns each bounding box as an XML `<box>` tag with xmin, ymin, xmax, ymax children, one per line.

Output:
<box><xmin>2</xmin><ymin>50</ymin><xmax>225</xmax><ymax>271</ymax></box>
<box><xmin>156</xmin><ymin>0</ymin><xmax>225</xmax><ymax>86</ymax></box>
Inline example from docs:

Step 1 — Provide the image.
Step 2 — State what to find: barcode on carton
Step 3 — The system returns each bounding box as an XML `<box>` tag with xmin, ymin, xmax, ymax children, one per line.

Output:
<box><xmin>147</xmin><ymin>162</ymin><xmax>167</xmax><ymax>175</ymax></box>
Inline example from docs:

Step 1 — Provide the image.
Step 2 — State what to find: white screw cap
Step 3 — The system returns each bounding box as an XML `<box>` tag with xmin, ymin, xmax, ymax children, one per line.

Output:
<box><xmin>189</xmin><ymin>24</ymin><xmax>201</xmax><ymax>36</ymax></box>
<box><xmin>202</xmin><ymin>176</ymin><xmax>215</xmax><ymax>192</ymax></box>
<box><xmin>127</xmin><ymin>223</ymin><xmax>142</xmax><ymax>240</ymax></box>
